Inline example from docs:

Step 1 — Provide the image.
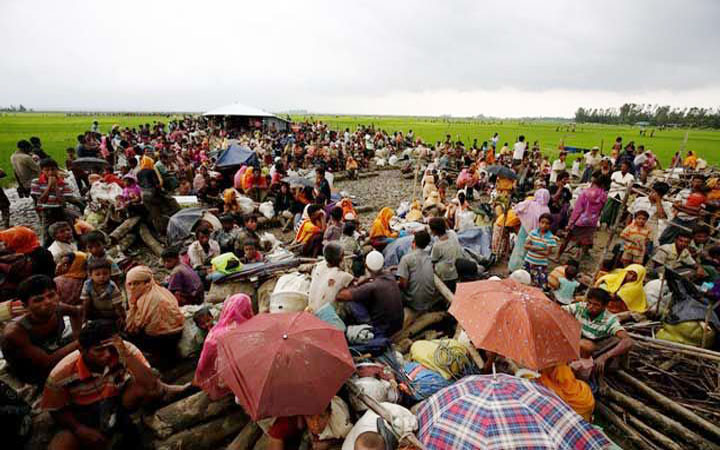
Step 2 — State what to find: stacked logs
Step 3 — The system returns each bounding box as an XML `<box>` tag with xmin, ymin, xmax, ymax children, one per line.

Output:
<box><xmin>598</xmin><ymin>332</ymin><xmax>720</xmax><ymax>450</ymax></box>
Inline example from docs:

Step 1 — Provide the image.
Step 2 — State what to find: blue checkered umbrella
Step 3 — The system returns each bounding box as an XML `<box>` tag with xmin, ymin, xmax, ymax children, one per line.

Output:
<box><xmin>417</xmin><ymin>374</ymin><xmax>612</xmax><ymax>449</ymax></box>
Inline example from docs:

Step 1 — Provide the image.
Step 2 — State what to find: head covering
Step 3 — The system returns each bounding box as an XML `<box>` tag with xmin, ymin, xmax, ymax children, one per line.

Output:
<box><xmin>140</xmin><ymin>155</ymin><xmax>154</xmax><ymax>170</ymax></box>
<box><xmin>369</xmin><ymin>207</ymin><xmax>397</xmax><ymax>239</ymax></box>
<box><xmin>513</xmin><ymin>189</ymin><xmax>550</xmax><ymax>232</ymax></box>
<box><xmin>194</xmin><ymin>294</ymin><xmax>253</xmax><ymax>400</ymax></box>
<box><xmin>338</xmin><ymin>198</ymin><xmax>357</xmax><ymax>220</ymax></box>
<box><xmin>509</xmin><ymin>269</ymin><xmax>532</xmax><ymax>285</ymax></box>
<box><xmin>595</xmin><ymin>264</ymin><xmax>647</xmax><ymax>312</ymax></box>
<box><xmin>223</xmin><ymin>188</ymin><xmax>236</xmax><ymax>205</ymax></box>
<box><xmin>423</xmin><ymin>191</ymin><xmax>442</xmax><ymax>209</ymax></box>
<box><xmin>0</xmin><ymin>226</ymin><xmax>40</xmax><ymax>255</ymax></box>
<box><xmin>125</xmin><ymin>266</ymin><xmax>184</xmax><ymax>336</ymax></box>
<box><xmin>365</xmin><ymin>251</ymin><xmax>384</xmax><ymax>272</ymax></box>
<box><xmin>63</xmin><ymin>251</ymin><xmax>88</xmax><ymax>279</ymax></box>
<box><xmin>406</xmin><ymin>200</ymin><xmax>423</xmax><ymax>222</ymax></box>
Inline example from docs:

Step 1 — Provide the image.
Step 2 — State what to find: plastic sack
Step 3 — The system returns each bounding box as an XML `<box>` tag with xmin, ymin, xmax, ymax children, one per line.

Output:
<box><xmin>236</xmin><ymin>195</ymin><xmax>255</xmax><ymax>215</ymax></box>
<box><xmin>269</xmin><ymin>272</ymin><xmax>310</xmax><ymax>313</ymax></box>
<box><xmin>657</xmin><ymin>321</ymin><xmax>716</xmax><ymax>348</ymax></box>
<box><xmin>258</xmin><ymin>201</ymin><xmax>275</xmax><ymax>219</ymax></box>
<box><xmin>403</xmin><ymin>362</ymin><xmax>452</xmax><ymax>401</ymax></box>
<box><xmin>315</xmin><ymin>302</ymin><xmax>346</xmax><ymax>332</ymax></box>
<box><xmin>348</xmin><ymin>377</ymin><xmax>399</xmax><ymax>413</ymax></box>
<box><xmin>90</xmin><ymin>181</ymin><xmax>123</xmax><ymax>206</ymax></box>
<box><xmin>644</xmin><ymin>278</ymin><xmax>672</xmax><ymax>313</ymax></box>
<box><xmin>389</xmin><ymin>155</ymin><xmax>399</xmax><ymax>166</ymax></box>
<box><xmin>410</xmin><ymin>339</ymin><xmax>469</xmax><ymax>380</ymax></box>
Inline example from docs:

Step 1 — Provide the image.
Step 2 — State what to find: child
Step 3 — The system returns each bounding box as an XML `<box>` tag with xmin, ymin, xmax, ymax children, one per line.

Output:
<box><xmin>241</xmin><ymin>239</ymin><xmax>264</xmax><ymax>264</ymax></box>
<box><xmin>323</xmin><ymin>206</ymin><xmax>344</xmax><ymax>245</ymax></box>
<box><xmin>523</xmin><ymin>213</ymin><xmax>558</xmax><ymax>290</ymax></box>
<box><xmin>339</xmin><ymin>221</ymin><xmax>360</xmax><ymax>256</ymax></box>
<box><xmin>162</xmin><ymin>248</ymin><xmax>204</xmax><ymax>305</ymax></box>
<box><xmin>619</xmin><ymin>210</ymin><xmax>651</xmax><ymax>266</ymax></box>
<box><xmin>80</xmin><ymin>258</ymin><xmax>125</xmax><ymax>328</ymax></box>
<box><xmin>188</xmin><ymin>227</ymin><xmax>221</xmax><ymax>271</ymax></box>
<box><xmin>84</xmin><ymin>231</ymin><xmax>123</xmax><ymax>285</ymax></box>
<box><xmin>553</xmin><ymin>263</ymin><xmax>580</xmax><ymax>305</ymax></box>
<box><xmin>47</xmin><ymin>221</ymin><xmax>77</xmax><ymax>263</ymax></box>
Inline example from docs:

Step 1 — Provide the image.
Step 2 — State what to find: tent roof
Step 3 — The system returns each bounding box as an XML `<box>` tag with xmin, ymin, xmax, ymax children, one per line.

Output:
<box><xmin>203</xmin><ymin>102</ymin><xmax>279</xmax><ymax>118</ymax></box>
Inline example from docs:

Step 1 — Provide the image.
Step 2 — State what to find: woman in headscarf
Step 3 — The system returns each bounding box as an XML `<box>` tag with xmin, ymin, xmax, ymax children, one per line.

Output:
<box><xmin>557</xmin><ymin>172</ymin><xmax>608</xmax><ymax>260</ymax></box>
<box><xmin>294</xmin><ymin>204</ymin><xmax>326</xmax><ymax>257</ymax></box>
<box><xmin>538</xmin><ymin>364</ymin><xmax>595</xmax><ymax>421</ymax></box>
<box><xmin>125</xmin><ymin>266</ymin><xmax>185</xmax><ymax>363</ymax></box>
<box><xmin>222</xmin><ymin>188</ymin><xmax>243</xmax><ymax>216</ymax></box>
<box><xmin>369</xmin><ymin>207</ymin><xmax>398</xmax><ymax>251</ymax></box>
<box><xmin>0</xmin><ymin>226</ymin><xmax>55</xmax><ymax>278</ymax></box>
<box><xmin>595</xmin><ymin>263</ymin><xmax>647</xmax><ymax>313</ymax></box>
<box><xmin>54</xmin><ymin>251</ymin><xmax>87</xmax><ymax>335</ymax></box>
<box><xmin>422</xmin><ymin>170</ymin><xmax>437</xmax><ymax>200</ymax></box>
<box><xmin>193</xmin><ymin>294</ymin><xmax>253</xmax><ymax>400</ymax></box>
<box><xmin>683</xmin><ymin>150</ymin><xmax>698</xmax><ymax>170</ymax></box>
<box><xmin>491</xmin><ymin>208</ymin><xmax>520</xmax><ymax>257</ymax></box>
<box><xmin>508</xmin><ymin>189</ymin><xmax>551</xmax><ymax>272</ymax></box>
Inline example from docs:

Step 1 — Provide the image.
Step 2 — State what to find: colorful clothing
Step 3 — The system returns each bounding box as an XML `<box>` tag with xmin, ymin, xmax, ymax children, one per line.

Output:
<box><xmin>619</xmin><ymin>221</ymin><xmax>651</xmax><ymax>264</ymax></box>
<box><xmin>596</xmin><ymin>264</ymin><xmax>648</xmax><ymax>313</ymax></box>
<box><xmin>563</xmin><ymin>302</ymin><xmax>624</xmax><ymax>341</ymax></box>
<box><xmin>80</xmin><ymin>279</ymin><xmax>123</xmax><ymax>320</ymax></box>
<box><xmin>125</xmin><ymin>266</ymin><xmax>184</xmax><ymax>337</ymax></box>
<box><xmin>524</xmin><ymin>262</ymin><xmax>549</xmax><ymax>290</ymax></box>
<box><xmin>524</xmin><ymin>229</ymin><xmax>557</xmax><ymax>266</ymax></box>
<box><xmin>369</xmin><ymin>207</ymin><xmax>397</xmax><ymax>239</ymax></box>
<box><xmin>538</xmin><ymin>365</ymin><xmax>595</xmax><ymax>422</ymax></box>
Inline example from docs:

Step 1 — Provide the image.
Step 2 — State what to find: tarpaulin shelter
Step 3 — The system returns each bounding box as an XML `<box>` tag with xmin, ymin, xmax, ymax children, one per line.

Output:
<box><xmin>214</xmin><ymin>144</ymin><xmax>259</xmax><ymax>170</ymax></box>
<box><xmin>203</xmin><ymin>102</ymin><xmax>290</xmax><ymax>132</ymax></box>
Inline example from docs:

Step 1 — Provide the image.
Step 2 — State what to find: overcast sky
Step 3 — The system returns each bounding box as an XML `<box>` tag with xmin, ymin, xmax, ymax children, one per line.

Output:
<box><xmin>2</xmin><ymin>0</ymin><xmax>719</xmax><ymax>117</ymax></box>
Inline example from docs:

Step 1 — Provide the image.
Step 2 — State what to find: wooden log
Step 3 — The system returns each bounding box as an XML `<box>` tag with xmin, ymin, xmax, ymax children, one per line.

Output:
<box><xmin>145</xmin><ymin>391</ymin><xmax>235</xmax><ymax>439</ymax></box>
<box><xmin>615</xmin><ymin>370</ymin><xmax>720</xmax><ymax>441</ymax></box>
<box><xmin>391</xmin><ymin>311</ymin><xmax>448</xmax><ymax>342</ymax></box>
<box><xmin>109</xmin><ymin>216</ymin><xmax>141</xmax><ymax>241</ymax></box>
<box><xmin>629</xmin><ymin>333</ymin><xmax>720</xmax><ymax>362</ymax></box>
<box><xmin>139</xmin><ymin>223</ymin><xmax>165</xmax><ymax>256</ymax></box>
<box><xmin>346</xmin><ymin>381</ymin><xmax>427</xmax><ymax>450</ymax></box>
<box><xmin>602</xmin><ymin>386</ymin><xmax>720</xmax><ymax>450</ymax></box>
<box><xmin>434</xmin><ymin>274</ymin><xmax>454</xmax><ymax>304</ymax></box>
<box><xmin>153</xmin><ymin>410</ymin><xmax>248</xmax><ymax>450</ymax></box>
<box><xmin>595</xmin><ymin>402</ymin><xmax>663</xmax><ymax>450</ymax></box>
<box><xmin>117</xmin><ymin>233</ymin><xmax>136</xmax><ymax>252</ymax></box>
<box><xmin>227</xmin><ymin>422</ymin><xmax>263</xmax><ymax>450</ymax></box>
<box><xmin>606</xmin><ymin>402</ymin><xmax>684</xmax><ymax>450</ymax></box>
<box><xmin>355</xmin><ymin>205</ymin><xmax>375</xmax><ymax>214</ymax></box>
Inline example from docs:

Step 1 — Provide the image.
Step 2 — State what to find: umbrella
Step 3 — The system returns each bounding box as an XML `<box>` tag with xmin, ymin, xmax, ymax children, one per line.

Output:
<box><xmin>449</xmin><ymin>278</ymin><xmax>580</xmax><ymax>370</ymax></box>
<box><xmin>71</xmin><ymin>157</ymin><xmax>109</xmax><ymax>172</ymax></box>
<box><xmin>216</xmin><ymin>312</ymin><xmax>355</xmax><ymax>420</ymax></box>
<box><xmin>485</xmin><ymin>165</ymin><xmax>517</xmax><ymax>180</ymax></box>
<box><xmin>417</xmin><ymin>374</ymin><xmax>611</xmax><ymax>449</ymax></box>
<box><xmin>282</xmin><ymin>175</ymin><xmax>314</xmax><ymax>188</ymax></box>
<box><xmin>166</xmin><ymin>207</ymin><xmax>221</xmax><ymax>243</ymax></box>
<box><xmin>214</xmin><ymin>144</ymin><xmax>258</xmax><ymax>170</ymax></box>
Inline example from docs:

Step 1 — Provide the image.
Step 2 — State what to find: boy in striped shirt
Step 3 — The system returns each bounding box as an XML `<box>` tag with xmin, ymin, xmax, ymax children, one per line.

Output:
<box><xmin>523</xmin><ymin>213</ymin><xmax>557</xmax><ymax>290</ymax></box>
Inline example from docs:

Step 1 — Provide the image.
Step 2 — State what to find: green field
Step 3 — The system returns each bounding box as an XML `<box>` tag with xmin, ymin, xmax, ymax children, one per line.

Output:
<box><xmin>2</xmin><ymin>112</ymin><xmax>719</xmax><ymax>187</ymax></box>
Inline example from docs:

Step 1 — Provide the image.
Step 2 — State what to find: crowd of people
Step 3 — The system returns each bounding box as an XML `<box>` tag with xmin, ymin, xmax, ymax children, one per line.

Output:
<box><xmin>0</xmin><ymin>116</ymin><xmax>717</xmax><ymax>449</ymax></box>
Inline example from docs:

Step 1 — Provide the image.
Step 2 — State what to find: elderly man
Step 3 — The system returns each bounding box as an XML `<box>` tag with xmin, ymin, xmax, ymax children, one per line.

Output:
<box><xmin>563</xmin><ymin>288</ymin><xmax>633</xmax><ymax>376</ymax></box>
<box><xmin>336</xmin><ymin>251</ymin><xmax>404</xmax><ymax>351</ymax></box>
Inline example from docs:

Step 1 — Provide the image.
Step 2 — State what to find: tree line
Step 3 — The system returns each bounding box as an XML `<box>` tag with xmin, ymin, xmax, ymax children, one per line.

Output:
<box><xmin>574</xmin><ymin>103</ymin><xmax>720</xmax><ymax>128</ymax></box>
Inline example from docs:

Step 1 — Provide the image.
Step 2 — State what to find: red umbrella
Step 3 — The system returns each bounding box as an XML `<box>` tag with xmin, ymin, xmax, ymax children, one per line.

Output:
<box><xmin>216</xmin><ymin>312</ymin><xmax>355</xmax><ymax>420</ymax></box>
<box><xmin>449</xmin><ymin>278</ymin><xmax>581</xmax><ymax>370</ymax></box>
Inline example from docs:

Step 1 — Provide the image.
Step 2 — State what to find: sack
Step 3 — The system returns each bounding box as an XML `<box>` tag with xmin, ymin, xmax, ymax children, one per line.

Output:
<box><xmin>410</xmin><ymin>339</ymin><xmax>469</xmax><ymax>380</ymax></box>
<box><xmin>657</xmin><ymin>321</ymin><xmax>716</xmax><ymax>348</ymax></box>
<box><xmin>269</xmin><ymin>272</ymin><xmax>310</xmax><ymax>313</ymax></box>
<box><xmin>258</xmin><ymin>201</ymin><xmax>275</xmax><ymax>219</ymax></box>
<box><xmin>315</xmin><ymin>302</ymin><xmax>346</xmax><ymax>332</ymax></box>
<box><xmin>403</xmin><ymin>362</ymin><xmax>452</xmax><ymax>401</ymax></box>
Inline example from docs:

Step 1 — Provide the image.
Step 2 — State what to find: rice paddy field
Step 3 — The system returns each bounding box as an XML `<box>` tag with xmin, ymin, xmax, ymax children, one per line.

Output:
<box><xmin>2</xmin><ymin>112</ymin><xmax>720</xmax><ymax>186</ymax></box>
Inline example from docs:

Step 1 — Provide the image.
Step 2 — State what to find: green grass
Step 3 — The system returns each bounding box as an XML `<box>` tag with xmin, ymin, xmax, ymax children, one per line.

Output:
<box><xmin>2</xmin><ymin>112</ymin><xmax>719</xmax><ymax>187</ymax></box>
<box><xmin>0</xmin><ymin>112</ymin><xmax>178</xmax><ymax>186</ymax></box>
<box><xmin>294</xmin><ymin>115</ymin><xmax>720</xmax><ymax>167</ymax></box>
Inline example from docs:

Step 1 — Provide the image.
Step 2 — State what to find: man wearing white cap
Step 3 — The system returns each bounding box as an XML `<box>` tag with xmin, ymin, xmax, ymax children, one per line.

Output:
<box><xmin>336</xmin><ymin>251</ymin><xmax>404</xmax><ymax>348</ymax></box>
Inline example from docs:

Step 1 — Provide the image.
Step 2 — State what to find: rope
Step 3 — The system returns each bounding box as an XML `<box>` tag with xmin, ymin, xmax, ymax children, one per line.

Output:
<box><xmin>432</xmin><ymin>340</ymin><xmax>476</xmax><ymax>380</ymax></box>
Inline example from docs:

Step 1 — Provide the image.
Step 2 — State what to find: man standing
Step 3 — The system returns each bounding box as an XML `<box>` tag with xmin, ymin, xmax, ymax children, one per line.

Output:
<box><xmin>11</xmin><ymin>140</ymin><xmax>40</xmax><ymax>198</ymax></box>
<box><xmin>549</xmin><ymin>151</ymin><xmax>567</xmax><ymax>184</ymax></box>
<box><xmin>512</xmin><ymin>135</ymin><xmax>527</xmax><ymax>165</ymax></box>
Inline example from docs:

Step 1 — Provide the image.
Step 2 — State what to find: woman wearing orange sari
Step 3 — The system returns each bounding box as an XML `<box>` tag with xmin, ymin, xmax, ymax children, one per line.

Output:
<box><xmin>126</xmin><ymin>266</ymin><xmax>185</xmax><ymax>364</ymax></box>
<box><xmin>369</xmin><ymin>207</ymin><xmax>398</xmax><ymax>251</ymax></box>
<box><xmin>294</xmin><ymin>204</ymin><xmax>326</xmax><ymax>257</ymax></box>
<box><xmin>538</xmin><ymin>364</ymin><xmax>595</xmax><ymax>421</ymax></box>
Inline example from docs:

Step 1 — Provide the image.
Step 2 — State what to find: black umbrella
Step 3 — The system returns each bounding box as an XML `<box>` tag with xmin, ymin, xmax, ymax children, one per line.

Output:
<box><xmin>485</xmin><ymin>165</ymin><xmax>517</xmax><ymax>180</ymax></box>
<box><xmin>71</xmin><ymin>157</ymin><xmax>109</xmax><ymax>172</ymax></box>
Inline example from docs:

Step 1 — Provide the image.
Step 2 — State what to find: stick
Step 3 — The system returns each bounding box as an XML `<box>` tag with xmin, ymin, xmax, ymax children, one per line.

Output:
<box><xmin>702</xmin><ymin>300</ymin><xmax>718</xmax><ymax>349</ymax></box>
<box><xmin>605</xmin><ymin>402</ymin><xmax>683</xmax><ymax>450</ymax></box>
<box><xmin>346</xmin><ymin>381</ymin><xmax>427</xmax><ymax>450</ymax></box>
<box><xmin>226</xmin><ymin>422</ymin><xmax>262</xmax><ymax>450</ymax></box>
<box><xmin>595</xmin><ymin>402</ymin><xmax>662</xmax><ymax>450</ymax></box>
<box><xmin>629</xmin><ymin>333</ymin><xmax>720</xmax><ymax>360</ymax></box>
<box><xmin>411</xmin><ymin>159</ymin><xmax>421</xmax><ymax>202</ymax></box>
<box><xmin>602</xmin><ymin>386</ymin><xmax>720</xmax><ymax>450</ymax></box>
<box><xmin>109</xmin><ymin>216</ymin><xmax>141</xmax><ymax>241</ymax></box>
<box><xmin>615</xmin><ymin>370</ymin><xmax>720</xmax><ymax>441</ymax></box>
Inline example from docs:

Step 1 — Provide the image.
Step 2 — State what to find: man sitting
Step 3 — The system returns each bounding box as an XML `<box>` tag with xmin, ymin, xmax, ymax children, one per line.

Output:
<box><xmin>396</xmin><ymin>230</ymin><xmax>439</xmax><ymax>328</ymax></box>
<box><xmin>1</xmin><ymin>275</ymin><xmax>81</xmax><ymax>384</ymax></box>
<box><xmin>307</xmin><ymin>243</ymin><xmax>353</xmax><ymax>314</ymax></box>
<box><xmin>652</xmin><ymin>230</ymin><xmax>705</xmax><ymax>280</ymax></box>
<box><xmin>42</xmin><ymin>321</ymin><xmax>188</xmax><ymax>450</ymax></box>
<box><xmin>336</xmin><ymin>251</ymin><xmax>404</xmax><ymax>353</ymax></box>
<box><xmin>162</xmin><ymin>248</ymin><xmax>204</xmax><ymax>305</ymax></box>
<box><xmin>563</xmin><ymin>288</ymin><xmax>633</xmax><ymax>376</ymax></box>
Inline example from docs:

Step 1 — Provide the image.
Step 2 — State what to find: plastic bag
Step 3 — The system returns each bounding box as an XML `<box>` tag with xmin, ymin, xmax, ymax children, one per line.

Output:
<box><xmin>258</xmin><ymin>201</ymin><xmax>275</xmax><ymax>219</ymax></box>
<box><xmin>269</xmin><ymin>272</ymin><xmax>310</xmax><ymax>313</ymax></box>
<box><xmin>657</xmin><ymin>322</ymin><xmax>716</xmax><ymax>348</ymax></box>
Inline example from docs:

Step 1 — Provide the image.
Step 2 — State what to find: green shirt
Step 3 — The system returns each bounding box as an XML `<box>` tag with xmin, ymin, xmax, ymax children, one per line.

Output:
<box><xmin>563</xmin><ymin>302</ymin><xmax>624</xmax><ymax>341</ymax></box>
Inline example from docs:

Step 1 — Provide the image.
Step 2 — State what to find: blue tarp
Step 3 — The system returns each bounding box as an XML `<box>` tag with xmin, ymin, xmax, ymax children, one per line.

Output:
<box><xmin>215</xmin><ymin>144</ymin><xmax>258</xmax><ymax>170</ymax></box>
<box><xmin>382</xmin><ymin>227</ymin><xmax>493</xmax><ymax>268</ymax></box>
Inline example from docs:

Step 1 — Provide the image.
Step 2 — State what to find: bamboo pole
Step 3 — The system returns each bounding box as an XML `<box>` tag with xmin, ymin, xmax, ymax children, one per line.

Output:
<box><xmin>602</xmin><ymin>386</ymin><xmax>720</xmax><ymax>450</ymax></box>
<box><xmin>615</xmin><ymin>370</ymin><xmax>720</xmax><ymax>441</ymax></box>
<box><xmin>595</xmin><ymin>402</ymin><xmax>662</xmax><ymax>450</ymax></box>
<box><xmin>605</xmin><ymin>402</ymin><xmax>683</xmax><ymax>450</ymax></box>
<box><xmin>701</xmin><ymin>300</ymin><xmax>718</xmax><ymax>349</ymax></box>
<box><xmin>628</xmin><ymin>332</ymin><xmax>720</xmax><ymax>360</ymax></box>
